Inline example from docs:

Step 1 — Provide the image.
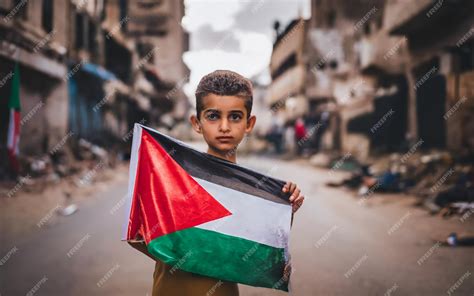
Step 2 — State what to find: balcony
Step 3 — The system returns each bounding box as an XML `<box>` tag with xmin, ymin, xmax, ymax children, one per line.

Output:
<box><xmin>359</xmin><ymin>31</ymin><xmax>405</xmax><ymax>74</ymax></box>
<box><xmin>385</xmin><ymin>0</ymin><xmax>474</xmax><ymax>35</ymax></box>
<box><xmin>127</xmin><ymin>0</ymin><xmax>170</xmax><ymax>36</ymax></box>
<box><xmin>265</xmin><ymin>64</ymin><xmax>305</xmax><ymax>106</ymax></box>
<box><xmin>270</xmin><ymin>19</ymin><xmax>305</xmax><ymax>77</ymax></box>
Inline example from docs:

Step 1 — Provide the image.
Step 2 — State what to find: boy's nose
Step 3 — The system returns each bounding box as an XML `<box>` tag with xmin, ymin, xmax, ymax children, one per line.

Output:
<box><xmin>219</xmin><ymin>119</ymin><xmax>231</xmax><ymax>132</ymax></box>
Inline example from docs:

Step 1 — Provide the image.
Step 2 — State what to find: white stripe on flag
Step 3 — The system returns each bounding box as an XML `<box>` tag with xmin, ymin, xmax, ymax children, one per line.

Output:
<box><xmin>122</xmin><ymin>124</ymin><xmax>143</xmax><ymax>240</ymax></box>
<box><xmin>193</xmin><ymin>177</ymin><xmax>292</xmax><ymax>249</ymax></box>
<box><xmin>7</xmin><ymin>109</ymin><xmax>16</xmax><ymax>151</ymax></box>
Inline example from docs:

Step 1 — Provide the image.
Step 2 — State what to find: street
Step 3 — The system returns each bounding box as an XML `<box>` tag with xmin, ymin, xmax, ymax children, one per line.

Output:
<box><xmin>1</xmin><ymin>156</ymin><xmax>473</xmax><ymax>296</ymax></box>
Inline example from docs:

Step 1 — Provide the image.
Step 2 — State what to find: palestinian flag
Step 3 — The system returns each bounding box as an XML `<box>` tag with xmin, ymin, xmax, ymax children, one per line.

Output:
<box><xmin>7</xmin><ymin>63</ymin><xmax>21</xmax><ymax>173</ymax></box>
<box><xmin>122</xmin><ymin>123</ymin><xmax>292</xmax><ymax>291</ymax></box>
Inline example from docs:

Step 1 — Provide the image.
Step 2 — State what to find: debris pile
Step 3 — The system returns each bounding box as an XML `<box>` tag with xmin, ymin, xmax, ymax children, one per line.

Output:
<box><xmin>1</xmin><ymin>138</ymin><xmax>118</xmax><ymax>196</ymax></box>
<box><xmin>324</xmin><ymin>151</ymin><xmax>474</xmax><ymax>217</ymax></box>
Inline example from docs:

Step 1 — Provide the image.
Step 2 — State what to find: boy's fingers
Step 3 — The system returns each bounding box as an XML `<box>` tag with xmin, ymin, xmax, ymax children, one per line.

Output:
<box><xmin>296</xmin><ymin>195</ymin><xmax>304</xmax><ymax>205</ymax></box>
<box><xmin>289</xmin><ymin>183</ymin><xmax>296</xmax><ymax>194</ymax></box>
<box><xmin>283</xmin><ymin>262</ymin><xmax>292</xmax><ymax>282</ymax></box>
<box><xmin>292</xmin><ymin>196</ymin><xmax>304</xmax><ymax>212</ymax></box>
<box><xmin>282</xmin><ymin>181</ymin><xmax>292</xmax><ymax>192</ymax></box>
<box><xmin>289</xmin><ymin>188</ymin><xmax>300</xmax><ymax>202</ymax></box>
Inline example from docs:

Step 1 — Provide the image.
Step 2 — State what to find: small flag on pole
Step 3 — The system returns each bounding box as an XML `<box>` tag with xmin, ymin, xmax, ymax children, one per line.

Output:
<box><xmin>122</xmin><ymin>123</ymin><xmax>292</xmax><ymax>291</ymax></box>
<box><xmin>7</xmin><ymin>63</ymin><xmax>21</xmax><ymax>173</ymax></box>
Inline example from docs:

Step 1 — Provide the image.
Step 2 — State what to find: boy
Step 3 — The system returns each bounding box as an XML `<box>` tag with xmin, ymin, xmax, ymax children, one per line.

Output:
<box><xmin>152</xmin><ymin>70</ymin><xmax>305</xmax><ymax>295</ymax></box>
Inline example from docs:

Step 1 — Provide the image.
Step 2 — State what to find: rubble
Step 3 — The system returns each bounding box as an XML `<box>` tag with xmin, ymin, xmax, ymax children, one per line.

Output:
<box><xmin>1</xmin><ymin>138</ymin><xmax>117</xmax><ymax>197</ymax></box>
<box><xmin>58</xmin><ymin>204</ymin><xmax>78</xmax><ymax>216</ymax></box>
<box><xmin>325</xmin><ymin>150</ymin><xmax>474</xmax><ymax>218</ymax></box>
<box><xmin>443</xmin><ymin>233</ymin><xmax>474</xmax><ymax>247</ymax></box>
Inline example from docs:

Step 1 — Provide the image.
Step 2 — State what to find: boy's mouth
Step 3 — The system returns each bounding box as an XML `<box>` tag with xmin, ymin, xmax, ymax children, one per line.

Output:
<box><xmin>216</xmin><ymin>136</ymin><xmax>234</xmax><ymax>142</ymax></box>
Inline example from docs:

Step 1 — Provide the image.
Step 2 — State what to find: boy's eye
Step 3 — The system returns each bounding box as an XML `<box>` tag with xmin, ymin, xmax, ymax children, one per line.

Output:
<box><xmin>229</xmin><ymin>113</ymin><xmax>242</xmax><ymax>121</ymax></box>
<box><xmin>206</xmin><ymin>113</ymin><xmax>219</xmax><ymax>121</ymax></box>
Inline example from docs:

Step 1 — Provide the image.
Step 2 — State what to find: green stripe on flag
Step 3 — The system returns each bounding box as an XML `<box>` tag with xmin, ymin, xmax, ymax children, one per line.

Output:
<box><xmin>8</xmin><ymin>63</ymin><xmax>21</xmax><ymax>111</ymax></box>
<box><xmin>147</xmin><ymin>227</ymin><xmax>288</xmax><ymax>291</ymax></box>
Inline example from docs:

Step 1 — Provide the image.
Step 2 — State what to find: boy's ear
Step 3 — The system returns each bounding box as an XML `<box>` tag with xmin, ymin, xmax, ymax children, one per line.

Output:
<box><xmin>245</xmin><ymin>115</ymin><xmax>256</xmax><ymax>133</ymax></box>
<box><xmin>190</xmin><ymin>114</ymin><xmax>202</xmax><ymax>134</ymax></box>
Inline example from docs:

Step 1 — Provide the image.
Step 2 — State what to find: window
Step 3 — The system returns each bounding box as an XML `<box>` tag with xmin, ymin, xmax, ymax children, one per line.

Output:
<box><xmin>101</xmin><ymin>0</ymin><xmax>108</xmax><ymax>21</ymax></box>
<box><xmin>13</xmin><ymin>0</ymin><xmax>28</xmax><ymax>20</ymax></box>
<box><xmin>75</xmin><ymin>13</ymin><xmax>84</xmax><ymax>49</ymax></box>
<box><xmin>41</xmin><ymin>0</ymin><xmax>53</xmax><ymax>32</ymax></box>
<box><xmin>327</xmin><ymin>10</ymin><xmax>336</xmax><ymax>28</ymax></box>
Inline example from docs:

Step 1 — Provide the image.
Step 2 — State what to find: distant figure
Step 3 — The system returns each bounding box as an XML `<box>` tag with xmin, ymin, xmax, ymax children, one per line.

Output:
<box><xmin>266</xmin><ymin>117</ymin><xmax>284</xmax><ymax>154</ymax></box>
<box><xmin>294</xmin><ymin>117</ymin><xmax>306</xmax><ymax>155</ymax></box>
<box><xmin>315</xmin><ymin>110</ymin><xmax>330</xmax><ymax>152</ymax></box>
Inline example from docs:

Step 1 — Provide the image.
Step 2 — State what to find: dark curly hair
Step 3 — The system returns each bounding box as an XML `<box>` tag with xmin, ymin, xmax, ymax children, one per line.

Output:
<box><xmin>195</xmin><ymin>70</ymin><xmax>253</xmax><ymax>118</ymax></box>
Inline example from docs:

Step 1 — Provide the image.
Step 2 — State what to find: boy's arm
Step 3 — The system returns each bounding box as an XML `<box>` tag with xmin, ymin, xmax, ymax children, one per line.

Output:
<box><xmin>128</xmin><ymin>240</ymin><xmax>158</xmax><ymax>261</ymax></box>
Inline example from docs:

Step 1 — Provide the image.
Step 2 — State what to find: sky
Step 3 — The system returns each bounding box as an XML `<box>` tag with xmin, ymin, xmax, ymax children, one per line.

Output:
<box><xmin>181</xmin><ymin>0</ymin><xmax>310</xmax><ymax>101</ymax></box>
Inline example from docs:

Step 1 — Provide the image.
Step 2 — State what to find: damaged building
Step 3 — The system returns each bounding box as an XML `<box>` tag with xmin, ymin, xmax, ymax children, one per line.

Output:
<box><xmin>0</xmin><ymin>0</ymin><xmax>189</xmax><ymax>176</ymax></box>
<box><xmin>385</xmin><ymin>0</ymin><xmax>474</xmax><ymax>156</ymax></box>
<box><xmin>266</xmin><ymin>0</ymin><xmax>474</xmax><ymax>160</ymax></box>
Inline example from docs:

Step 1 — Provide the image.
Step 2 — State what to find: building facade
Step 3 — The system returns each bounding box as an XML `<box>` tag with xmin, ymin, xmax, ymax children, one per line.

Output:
<box><xmin>0</xmin><ymin>0</ymin><xmax>189</xmax><ymax>175</ymax></box>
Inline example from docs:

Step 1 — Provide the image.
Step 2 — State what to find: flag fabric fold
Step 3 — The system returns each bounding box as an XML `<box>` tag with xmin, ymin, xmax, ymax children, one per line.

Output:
<box><xmin>122</xmin><ymin>123</ymin><xmax>292</xmax><ymax>291</ymax></box>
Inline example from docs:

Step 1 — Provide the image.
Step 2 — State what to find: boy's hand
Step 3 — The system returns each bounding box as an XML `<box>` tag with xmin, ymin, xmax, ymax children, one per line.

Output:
<box><xmin>283</xmin><ymin>261</ymin><xmax>292</xmax><ymax>283</ymax></box>
<box><xmin>282</xmin><ymin>181</ymin><xmax>304</xmax><ymax>213</ymax></box>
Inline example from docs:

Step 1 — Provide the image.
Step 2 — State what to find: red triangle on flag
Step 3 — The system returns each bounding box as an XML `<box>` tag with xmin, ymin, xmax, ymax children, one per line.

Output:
<box><xmin>132</xmin><ymin>130</ymin><xmax>232</xmax><ymax>243</ymax></box>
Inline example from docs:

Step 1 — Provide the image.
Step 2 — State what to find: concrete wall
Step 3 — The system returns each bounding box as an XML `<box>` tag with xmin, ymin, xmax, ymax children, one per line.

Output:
<box><xmin>151</xmin><ymin>0</ymin><xmax>188</xmax><ymax>84</ymax></box>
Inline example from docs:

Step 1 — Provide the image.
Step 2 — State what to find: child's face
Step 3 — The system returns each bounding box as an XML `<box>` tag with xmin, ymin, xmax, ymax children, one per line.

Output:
<box><xmin>190</xmin><ymin>93</ymin><xmax>256</xmax><ymax>157</ymax></box>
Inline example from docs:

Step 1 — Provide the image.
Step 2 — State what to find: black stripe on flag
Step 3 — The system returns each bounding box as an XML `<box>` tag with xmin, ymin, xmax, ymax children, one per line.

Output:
<box><xmin>140</xmin><ymin>125</ymin><xmax>291</xmax><ymax>205</ymax></box>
